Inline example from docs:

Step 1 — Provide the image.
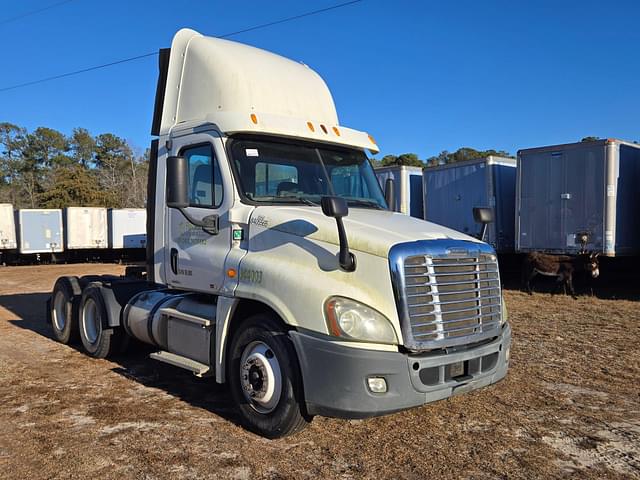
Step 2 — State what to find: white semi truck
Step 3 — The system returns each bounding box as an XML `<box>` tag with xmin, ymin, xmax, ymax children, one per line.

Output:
<box><xmin>48</xmin><ymin>29</ymin><xmax>511</xmax><ymax>438</ymax></box>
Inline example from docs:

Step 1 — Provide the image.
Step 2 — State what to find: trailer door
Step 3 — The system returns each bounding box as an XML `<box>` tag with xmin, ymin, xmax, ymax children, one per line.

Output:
<box><xmin>408</xmin><ymin>172</ymin><xmax>424</xmax><ymax>219</ymax></box>
<box><xmin>561</xmin><ymin>146</ymin><xmax>604</xmax><ymax>251</ymax></box>
<box><xmin>519</xmin><ymin>151</ymin><xmax>564</xmax><ymax>250</ymax></box>
<box><xmin>19</xmin><ymin>210</ymin><xmax>63</xmax><ymax>254</ymax></box>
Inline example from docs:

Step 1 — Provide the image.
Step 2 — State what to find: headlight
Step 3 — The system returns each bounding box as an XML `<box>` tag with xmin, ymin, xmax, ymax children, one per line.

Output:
<box><xmin>324</xmin><ymin>297</ymin><xmax>397</xmax><ymax>344</ymax></box>
<box><xmin>501</xmin><ymin>295</ymin><xmax>508</xmax><ymax>326</ymax></box>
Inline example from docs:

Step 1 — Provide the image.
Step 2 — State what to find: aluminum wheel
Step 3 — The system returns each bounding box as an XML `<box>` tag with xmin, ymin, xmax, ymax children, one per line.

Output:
<box><xmin>52</xmin><ymin>290</ymin><xmax>67</xmax><ymax>332</ymax></box>
<box><xmin>82</xmin><ymin>298</ymin><xmax>101</xmax><ymax>345</ymax></box>
<box><xmin>239</xmin><ymin>340</ymin><xmax>282</xmax><ymax>414</ymax></box>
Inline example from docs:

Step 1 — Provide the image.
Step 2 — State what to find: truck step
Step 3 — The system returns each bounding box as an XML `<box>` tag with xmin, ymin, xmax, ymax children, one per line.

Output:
<box><xmin>149</xmin><ymin>351</ymin><xmax>212</xmax><ymax>377</ymax></box>
<box><xmin>159</xmin><ymin>307</ymin><xmax>214</xmax><ymax>327</ymax></box>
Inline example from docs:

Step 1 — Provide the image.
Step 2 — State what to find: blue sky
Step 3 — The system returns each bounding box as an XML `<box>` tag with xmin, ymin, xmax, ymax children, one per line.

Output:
<box><xmin>1</xmin><ymin>0</ymin><xmax>639</xmax><ymax>159</ymax></box>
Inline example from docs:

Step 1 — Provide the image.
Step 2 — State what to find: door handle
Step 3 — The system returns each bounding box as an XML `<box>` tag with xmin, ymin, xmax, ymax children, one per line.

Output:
<box><xmin>170</xmin><ymin>248</ymin><xmax>178</xmax><ymax>275</ymax></box>
<box><xmin>173</xmin><ymin>208</ymin><xmax>219</xmax><ymax>235</ymax></box>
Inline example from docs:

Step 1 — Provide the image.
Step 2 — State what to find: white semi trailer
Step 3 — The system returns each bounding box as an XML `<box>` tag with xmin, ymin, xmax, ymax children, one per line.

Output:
<box><xmin>48</xmin><ymin>29</ymin><xmax>511</xmax><ymax>438</ymax></box>
<box><xmin>374</xmin><ymin>165</ymin><xmax>424</xmax><ymax>218</ymax></box>
<box><xmin>64</xmin><ymin>207</ymin><xmax>108</xmax><ymax>250</ymax></box>
<box><xmin>0</xmin><ymin>203</ymin><xmax>17</xmax><ymax>264</ymax></box>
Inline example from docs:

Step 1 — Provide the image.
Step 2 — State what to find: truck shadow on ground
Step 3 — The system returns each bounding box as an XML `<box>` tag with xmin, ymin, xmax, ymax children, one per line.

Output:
<box><xmin>1</xmin><ymin>292</ymin><xmax>242</xmax><ymax>430</ymax></box>
<box><xmin>109</xmin><ymin>351</ymin><xmax>242</xmax><ymax>429</ymax></box>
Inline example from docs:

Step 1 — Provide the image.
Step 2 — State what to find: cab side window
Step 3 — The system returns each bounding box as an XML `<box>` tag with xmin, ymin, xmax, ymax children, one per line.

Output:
<box><xmin>182</xmin><ymin>144</ymin><xmax>223</xmax><ymax>208</ymax></box>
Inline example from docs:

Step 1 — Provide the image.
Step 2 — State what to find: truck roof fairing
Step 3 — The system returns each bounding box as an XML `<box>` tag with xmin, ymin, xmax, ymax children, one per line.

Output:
<box><xmin>153</xmin><ymin>28</ymin><xmax>379</xmax><ymax>153</ymax></box>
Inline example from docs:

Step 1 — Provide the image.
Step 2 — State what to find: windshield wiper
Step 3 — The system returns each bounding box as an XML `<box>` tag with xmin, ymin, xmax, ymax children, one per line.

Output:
<box><xmin>284</xmin><ymin>196</ymin><xmax>319</xmax><ymax>206</ymax></box>
<box><xmin>347</xmin><ymin>199</ymin><xmax>384</xmax><ymax>210</ymax></box>
<box><xmin>255</xmin><ymin>195</ymin><xmax>319</xmax><ymax>206</ymax></box>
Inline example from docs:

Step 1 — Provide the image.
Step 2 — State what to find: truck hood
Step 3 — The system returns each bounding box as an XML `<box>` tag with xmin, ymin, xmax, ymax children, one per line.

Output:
<box><xmin>250</xmin><ymin>206</ymin><xmax>483</xmax><ymax>259</ymax></box>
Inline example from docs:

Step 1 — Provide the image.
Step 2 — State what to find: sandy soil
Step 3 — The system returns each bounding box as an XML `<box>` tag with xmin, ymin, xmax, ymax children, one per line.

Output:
<box><xmin>0</xmin><ymin>264</ymin><xmax>638</xmax><ymax>479</ymax></box>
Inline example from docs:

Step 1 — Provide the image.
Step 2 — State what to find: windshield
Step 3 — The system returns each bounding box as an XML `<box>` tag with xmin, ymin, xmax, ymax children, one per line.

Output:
<box><xmin>230</xmin><ymin>137</ymin><xmax>387</xmax><ymax>209</ymax></box>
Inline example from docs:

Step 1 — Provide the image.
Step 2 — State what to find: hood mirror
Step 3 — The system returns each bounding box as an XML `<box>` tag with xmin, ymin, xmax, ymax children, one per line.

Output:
<box><xmin>321</xmin><ymin>196</ymin><xmax>348</xmax><ymax>218</ymax></box>
<box><xmin>472</xmin><ymin>207</ymin><xmax>494</xmax><ymax>242</ymax></box>
<box><xmin>321</xmin><ymin>196</ymin><xmax>356</xmax><ymax>272</ymax></box>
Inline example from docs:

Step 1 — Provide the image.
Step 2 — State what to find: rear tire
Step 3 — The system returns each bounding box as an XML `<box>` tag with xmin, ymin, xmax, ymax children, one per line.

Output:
<box><xmin>78</xmin><ymin>283</ymin><xmax>124</xmax><ymax>358</ymax></box>
<box><xmin>50</xmin><ymin>276</ymin><xmax>82</xmax><ymax>344</ymax></box>
<box><xmin>228</xmin><ymin>313</ymin><xmax>310</xmax><ymax>438</ymax></box>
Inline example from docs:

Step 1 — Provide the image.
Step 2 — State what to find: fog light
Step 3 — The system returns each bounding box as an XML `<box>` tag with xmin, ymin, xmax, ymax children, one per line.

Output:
<box><xmin>367</xmin><ymin>376</ymin><xmax>387</xmax><ymax>393</ymax></box>
<box><xmin>505</xmin><ymin>346</ymin><xmax>511</xmax><ymax>363</ymax></box>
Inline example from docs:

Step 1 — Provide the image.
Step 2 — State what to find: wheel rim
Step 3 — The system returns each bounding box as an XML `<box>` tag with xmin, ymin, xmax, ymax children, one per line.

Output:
<box><xmin>239</xmin><ymin>341</ymin><xmax>282</xmax><ymax>414</ymax></box>
<box><xmin>52</xmin><ymin>290</ymin><xmax>67</xmax><ymax>332</ymax></box>
<box><xmin>82</xmin><ymin>298</ymin><xmax>101</xmax><ymax>345</ymax></box>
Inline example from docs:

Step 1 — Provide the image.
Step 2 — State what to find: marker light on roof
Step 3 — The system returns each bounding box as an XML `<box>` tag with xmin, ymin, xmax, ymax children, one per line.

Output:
<box><xmin>332</xmin><ymin>127</ymin><xmax>341</xmax><ymax>136</ymax></box>
<box><xmin>320</xmin><ymin>124</ymin><xmax>328</xmax><ymax>134</ymax></box>
<box><xmin>368</xmin><ymin>134</ymin><xmax>376</xmax><ymax>145</ymax></box>
<box><xmin>250</xmin><ymin>114</ymin><xmax>258</xmax><ymax>124</ymax></box>
<box><xmin>307</xmin><ymin>122</ymin><xmax>315</xmax><ymax>132</ymax></box>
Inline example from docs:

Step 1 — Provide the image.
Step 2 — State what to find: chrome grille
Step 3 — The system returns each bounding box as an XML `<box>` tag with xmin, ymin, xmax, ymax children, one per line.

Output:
<box><xmin>390</xmin><ymin>240</ymin><xmax>502</xmax><ymax>351</ymax></box>
<box><xmin>405</xmin><ymin>254</ymin><xmax>501</xmax><ymax>341</ymax></box>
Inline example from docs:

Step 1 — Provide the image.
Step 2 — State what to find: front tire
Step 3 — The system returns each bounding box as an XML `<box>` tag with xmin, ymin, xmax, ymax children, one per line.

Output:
<box><xmin>78</xmin><ymin>283</ymin><xmax>123</xmax><ymax>358</ymax></box>
<box><xmin>50</xmin><ymin>276</ymin><xmax>82</xmax><ymax>344</ymax></box>
<box><xmin>228</xmin><ymin>314</ymin><xmax>310</xmax><ymax>438</ymax></box>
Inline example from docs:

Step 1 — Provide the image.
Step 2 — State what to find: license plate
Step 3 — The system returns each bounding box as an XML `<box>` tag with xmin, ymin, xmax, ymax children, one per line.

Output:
<box><xmin>450</xmin><ymin>361</ymin><xmax>465</xmax><ymax>378</ymax></box>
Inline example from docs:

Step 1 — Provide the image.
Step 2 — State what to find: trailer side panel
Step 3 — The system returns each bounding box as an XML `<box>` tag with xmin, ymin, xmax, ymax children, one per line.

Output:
<box><xmin>424</xmin><ymin>162</ymin><xmax>488</xmax><ymax>238</ymax></box>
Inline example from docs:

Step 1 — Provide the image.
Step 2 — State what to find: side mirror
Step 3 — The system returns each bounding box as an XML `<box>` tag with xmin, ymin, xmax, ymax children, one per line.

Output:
<box><xmin>384</xmin><ymin>178</ymin><xmax>396</xmax><ymax>212</ymax></box>
<box><xmin>166</xmin><ymin>156</ymin><xmax>189</xmax><ymax>208</ymax></box>
<box><xmin>321</xmin><ymin>196</ymin><xmax>348</xmax><ymax>218</ymax></box>
<box><xmin>473</xmin><ymin>207</ymin><xmax>494</xmax><ymax>225</ymax></box>
<box><xmin>321</xmin><ymin>196</ymin><xmax>355</xmax><ymax>272</ymax></box>
<box><xmin>166</xmin><ymin>155</ymin><xmax>219</xmax><ymax>236</ymax></box>
<box><xmin>472</xmin><ymin>207</ymin><xmax>494</xmax><ymax>242</ymax></box>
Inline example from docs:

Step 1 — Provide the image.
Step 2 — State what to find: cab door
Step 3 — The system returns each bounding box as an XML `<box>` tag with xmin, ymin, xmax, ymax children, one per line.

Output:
<box><xmin>165</xmin><ymin>131</ymin><xmax>233</xmax><ymax>293</ymax></box>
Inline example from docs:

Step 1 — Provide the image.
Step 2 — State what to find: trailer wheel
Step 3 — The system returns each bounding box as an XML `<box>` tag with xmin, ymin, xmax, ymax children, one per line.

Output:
<box><xmin>50</xmin><ymin>276</ymin><xmax>82</xmax><ymax>344</ymax></box>
<box><xmin>78</xmin><ymin>283</ymin><xmax>123</xmax><ymax>359</ymax></box>
<box><xmin>228</xmin><ymin>314</ymin><xmax>310</xmax><ymax>438</ymax></box>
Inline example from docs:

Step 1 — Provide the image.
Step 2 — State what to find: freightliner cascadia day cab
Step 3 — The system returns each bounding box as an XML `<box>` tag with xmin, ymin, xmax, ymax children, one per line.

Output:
<box><xmin>48</xmin><ymin>29</ymin><xmax>511</xmax><ymax>438</ymax></box>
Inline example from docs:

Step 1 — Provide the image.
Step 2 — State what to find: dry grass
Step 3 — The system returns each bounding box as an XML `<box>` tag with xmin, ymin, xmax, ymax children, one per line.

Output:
<box><xmin>0</xmin><ymin>264</ymin><xmax>638</xmax><ymax>479</ymax></box>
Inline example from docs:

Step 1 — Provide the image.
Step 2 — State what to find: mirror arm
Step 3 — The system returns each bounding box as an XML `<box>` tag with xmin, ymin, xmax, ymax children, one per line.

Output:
<box><xmin>335</xmin><ymin>217</ymin><xmax>356</xmax><ymax>272</ymax></box>
<box><xmin>472</xmin><ymin>207</ymin><xmax>494</xmax><ymax>242</ymax></box>
<box><xmin>176</xmin><ymin>208</ymin><xmax>219</xmax><ymax>235</ymax></box>
<box><xmin>480</xmin><ymin>223</ymin><xmax>488</xmax><ymax>242</ymax></box>
<box><xmin>320</xmin><ymin>195</ymin><xmax>356</xmax><ymax>272</ymax></box>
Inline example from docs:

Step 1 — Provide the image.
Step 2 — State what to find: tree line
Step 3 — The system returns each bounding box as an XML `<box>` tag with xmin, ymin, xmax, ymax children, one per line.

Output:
<box><xmin>0</xmin><ymin>122</ymin><xmax>148</xmax><ymax>209</ymax></box>
<box><xmin>1</xmin><ymin>121</ymin><xmax>520</xmax><ymax>209</ymax></box>
<box><xmin>371</xmin><ymin>147</ymin><xmax>514</xmax><ymax>169</ymax></box>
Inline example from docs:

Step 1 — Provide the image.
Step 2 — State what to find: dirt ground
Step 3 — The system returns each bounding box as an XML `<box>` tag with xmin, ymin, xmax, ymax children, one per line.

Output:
<box><xmin>0</xmin><ymin>264</ymin><xmax>639</xmax><ymax>479</ymax></box>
